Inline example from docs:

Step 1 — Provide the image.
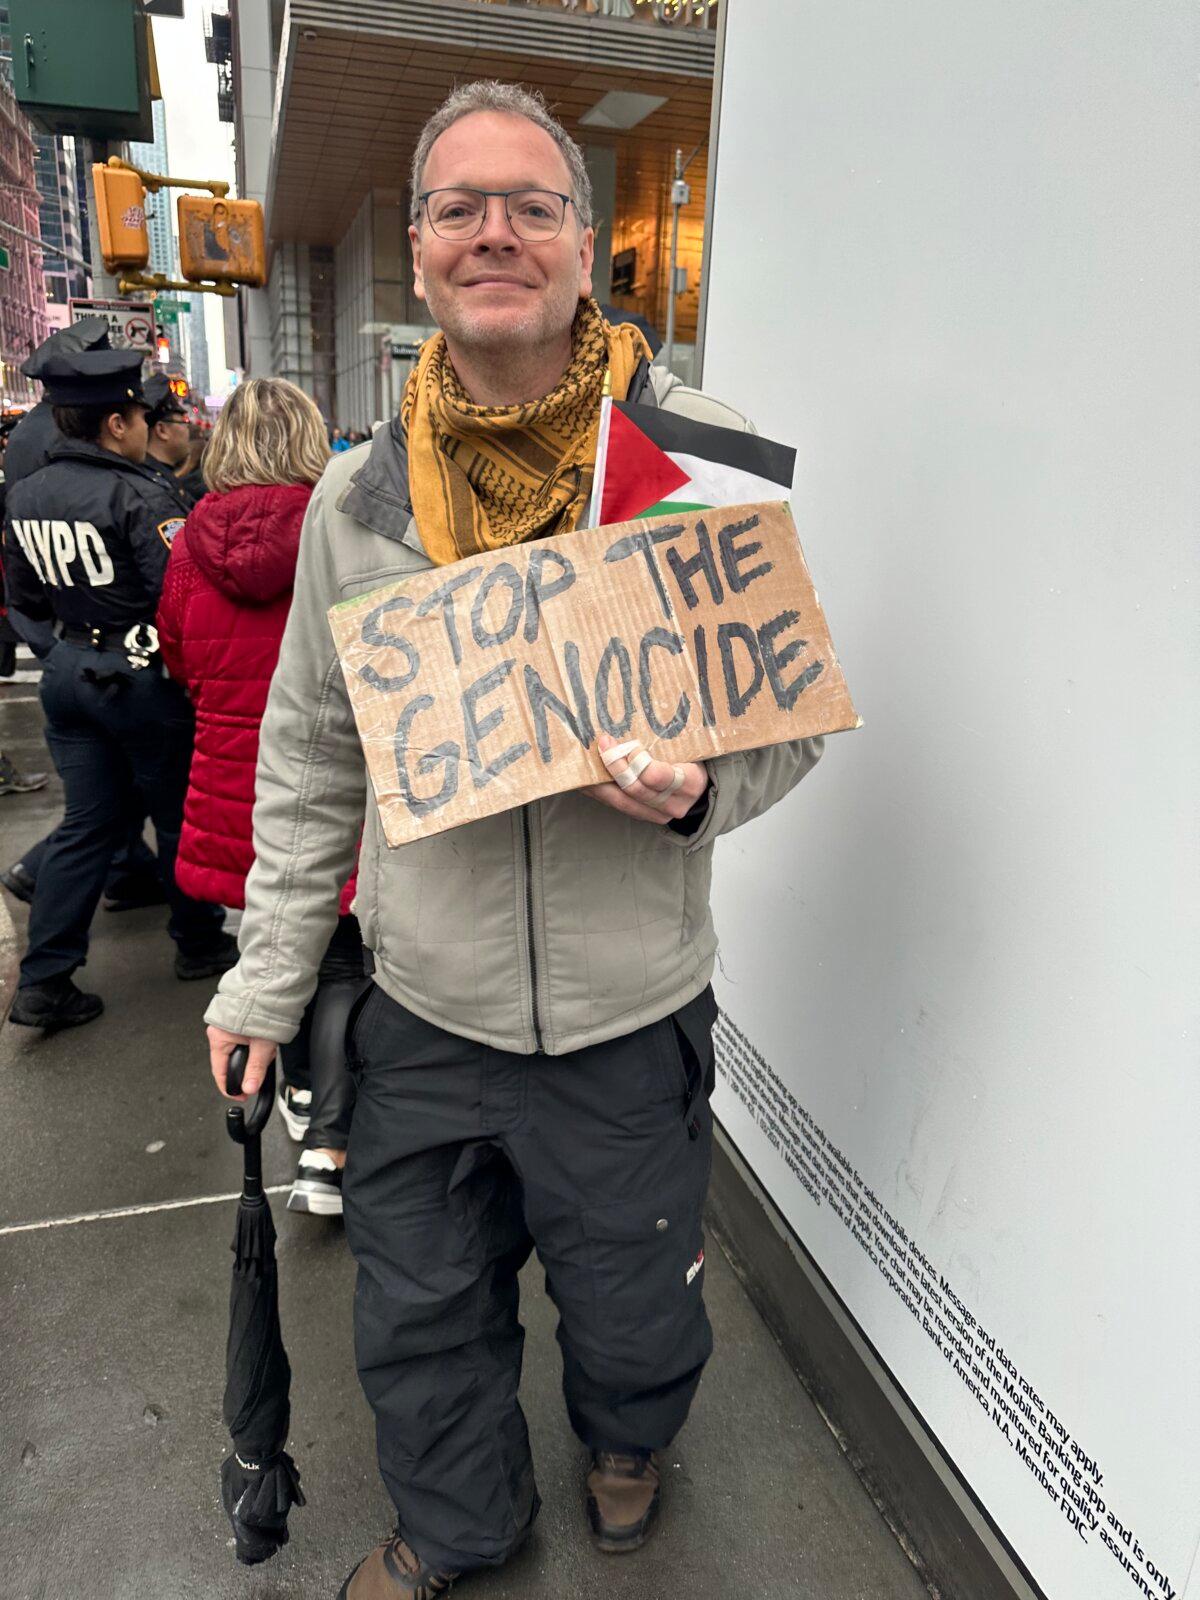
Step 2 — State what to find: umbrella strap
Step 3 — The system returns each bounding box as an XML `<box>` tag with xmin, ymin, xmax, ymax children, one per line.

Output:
<box><xmin>242</xmin><ymin>1135</ymin><xmax>263</xmax><ymax>1196</ymax></box>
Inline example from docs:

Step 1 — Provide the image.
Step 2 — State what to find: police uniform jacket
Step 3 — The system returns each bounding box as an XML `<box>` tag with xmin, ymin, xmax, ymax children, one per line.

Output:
<box><xmin>3</xmin><ymin>440</ymin><xmax>188</xmax><ymax>635</ymax></box>
<box><xmin>3</xmin><ymin>402</ymin><xmax>62</xmax><ymax>487</ymax></box>
<box><xmin>139</xmin><ymin>451</ymin><xmax>201</xmax><ymax>514</ymax></box>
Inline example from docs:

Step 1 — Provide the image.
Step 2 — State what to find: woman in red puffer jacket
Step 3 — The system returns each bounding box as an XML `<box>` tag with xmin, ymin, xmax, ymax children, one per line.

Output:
<box><xmin>158</xmin><ymin>378</ymin><xmax>358</xmax><ymax>1218</ymax></box>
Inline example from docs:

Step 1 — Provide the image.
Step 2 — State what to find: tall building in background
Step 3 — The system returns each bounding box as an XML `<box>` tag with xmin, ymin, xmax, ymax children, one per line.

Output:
<box><xmin>34</xmin><ymin>133</ymin><xmax>89</xmax><ymax>328</ymax></box>
<box><xmin>186</xmin><ymin>298</ymin><xmax>210</xmax><ymax>399</ymax></box>
<box><xmin>73</xmin><ymin>155</ymin><xmax>92</xmax><ymax>273</ymax></box>
<box><xmin>131</xmin><ymin>101</ymin><xmax>173</xmax><ymax>275</ymax></box>
<box><xmin>130</xmin><ymin>99</ymin><xmax>186</xmax><ymax>371</ymax></box>
<box><xmin>0</xmin><ymin>5</ymin><xmax>50</xmax><ymax>405</ymax></box>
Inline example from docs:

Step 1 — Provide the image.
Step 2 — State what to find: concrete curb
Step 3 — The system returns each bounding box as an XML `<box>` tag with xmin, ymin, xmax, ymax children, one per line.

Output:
<box><xmin>0</xmin><ymin>885</ymin><xmax>16</xmax><ymax>1022</ymax></box>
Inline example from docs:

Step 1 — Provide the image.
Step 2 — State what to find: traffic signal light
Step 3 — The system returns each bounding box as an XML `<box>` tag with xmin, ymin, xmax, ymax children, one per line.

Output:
<box><xmin>92</xmin><ymin>162</ymin><xmax>149</xmax><ymax>271</ymax></box>
<box><xmin>156</xmin><ymin>335</ymin><xmax>170</xmax><ymax>365</ymax></box>
<box><xmin>168</xmin><ymin>376</ymin><xmax>190</xmax><ymax>402</ymax></box>
<box><xmin>177</xmin><ymin>195</ymin><xmax>266</xmax><ymax>287</ymax></box>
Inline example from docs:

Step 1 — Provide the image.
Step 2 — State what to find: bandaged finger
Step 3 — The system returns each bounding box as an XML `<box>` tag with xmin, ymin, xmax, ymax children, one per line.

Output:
<box><xmin>613</xmin><ymin>749</ymin><xmax>652</xmax><ymax>790</ymax></box>
<box><xmin>600</xmin><ymin>740</ymin><xmax>640</xmax><ymax>769</ymax></box>
<box><xmin>644</xmin><ymin>764</ymin><xmax>687</xmax><ymax>808</ymax></box>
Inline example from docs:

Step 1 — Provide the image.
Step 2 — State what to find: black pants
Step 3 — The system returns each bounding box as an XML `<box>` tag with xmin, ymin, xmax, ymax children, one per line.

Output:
<box><xmin>278</xmin><ymin>915</ymin><xmax>363</xmax><ymax>1150</ymax></box>
<box><xmin>19</xmin><ymin>644</ymin><xmax>224</xmax><ymax>987</ymax></box>
<box><xmin>18</xmin><ymin>815</ymin><xmax>158</xmax><ymax>897</ymax></box>
<box><xmin>343</xmin><ymin>983</ymin><xmax>718</xmax><ymax>1574</ymax></box>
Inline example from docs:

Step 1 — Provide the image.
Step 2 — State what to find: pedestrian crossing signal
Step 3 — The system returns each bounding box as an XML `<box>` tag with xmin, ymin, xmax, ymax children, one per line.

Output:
<box><xmin>177</xmin><ymin>196</ymin><xmax>266</xmax><ymax>287</ymax></box>
<box><xmin>92</xmin><ymin>163</ymin><xmax>150</xmax><ymax>272</ymax></box>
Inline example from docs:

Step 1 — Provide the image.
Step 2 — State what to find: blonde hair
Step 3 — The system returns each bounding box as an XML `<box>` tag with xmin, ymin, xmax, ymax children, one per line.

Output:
<box><xmin>203</xmin><ymin>378</ymin><xmax>330</xmax><ymax>493</ymax></box>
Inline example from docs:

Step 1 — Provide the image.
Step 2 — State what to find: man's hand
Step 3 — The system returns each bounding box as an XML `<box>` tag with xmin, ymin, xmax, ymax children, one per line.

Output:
<box><xmin>582</xmin><ymin>733</ymin><xmax>709</xmax><ymax>826</ymax></box>
<box><xmin>208</xmin><ymin>1024</ymin><xmax>277</xmax><ymax>1102</ymax></box>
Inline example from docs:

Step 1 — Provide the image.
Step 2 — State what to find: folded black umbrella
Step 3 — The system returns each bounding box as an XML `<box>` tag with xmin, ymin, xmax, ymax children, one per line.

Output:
<box><xmin>220</xmin><ymin>1046</ymin><xmax>305</xmax><ymax>1565</ymax></box>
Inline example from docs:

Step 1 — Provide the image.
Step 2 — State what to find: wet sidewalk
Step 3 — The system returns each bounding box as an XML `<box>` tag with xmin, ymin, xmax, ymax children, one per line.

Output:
<box><xmin>0</xmin><ymin>683</ymin><xmax>930</xmax><ymax>1600</ymax></box>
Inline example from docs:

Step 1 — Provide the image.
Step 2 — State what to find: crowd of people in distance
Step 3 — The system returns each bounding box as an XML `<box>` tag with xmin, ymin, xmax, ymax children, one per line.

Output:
<box><xmin>329</xmin><ymin>426</ymin><xmax>371</xmax><ymax>452</ymax></box>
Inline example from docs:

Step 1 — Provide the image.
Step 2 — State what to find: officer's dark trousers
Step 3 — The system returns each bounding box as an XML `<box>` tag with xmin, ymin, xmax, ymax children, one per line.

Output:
<box><xmin>343</xmin><ymin>983</ymin><xmax>717</xmax><ymax>1574</ymax></box>
<box><xmin>20</xmin><ymin>643</ymin><xmax>224</xmax><ymax>987</ymax></box>
<box><xmin>17</xmin><ymin>816</ymin><xmax>158</xmax><ymax>895</ymax></box>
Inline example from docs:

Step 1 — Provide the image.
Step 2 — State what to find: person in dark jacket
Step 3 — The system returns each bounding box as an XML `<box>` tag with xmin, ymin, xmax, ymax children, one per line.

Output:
<box><xmin>139</xmin><ymin>374</ymin><xmax>199</xmax><ymax>514</ymax></box>
<box><xmin>1</xmin><ymin>345</ymin><xmax>236</xmax><ymax>1029</ymax></box>
<box><xmin>174</xmin><ymin>429</ymin><xmax>209</xmax><ymax>506</ymax></box>
<box><xmin>0</xmin><ymin>418</ymin><xmax>47</xmax><ymax>796</ymax></box>
<box><xmin>1</xmin><ymin>320</ymin><xmax>164</xmax><ymax>904</ymax></box>
<box><xmin>158</xmin><ymin>376</ymin><xmax>359</xmax><ymax>1213</ymax></box>
<box><xmin>2</xmin><ymin>315</ymin><xmax>110</xmax><ymax>488</ymax></box>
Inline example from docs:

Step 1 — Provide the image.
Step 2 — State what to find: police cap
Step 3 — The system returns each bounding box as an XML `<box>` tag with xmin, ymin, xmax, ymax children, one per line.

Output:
<box><xmin>21</xmin><ymin>316</ymin><xmax>112</xmax><ymax>379</ymax></box>
<box><xmin>143</xmin><ymin>373</ymin><xmax>189</xmax><ymax>425</ymax></box>
<box><xmin>38</xmin><ymin>347</ymin><xmax>148</xmax><ymax>409</ymax></box>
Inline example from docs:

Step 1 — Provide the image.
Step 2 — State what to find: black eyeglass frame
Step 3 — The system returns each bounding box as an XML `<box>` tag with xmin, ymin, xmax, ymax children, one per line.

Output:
<box><xmin>418</xmin><ymin>187</ymin><xmax>575</xmax><ymax>241</ymax></box>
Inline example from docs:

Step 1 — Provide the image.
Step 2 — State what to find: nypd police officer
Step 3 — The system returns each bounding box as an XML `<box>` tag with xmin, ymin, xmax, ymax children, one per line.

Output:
<box><xmin>2</xmin><ymin>344</ymin><xmax>236</xmax><ymax>1030</ymax></box>
<box><xmin>2</xmin><ymin>319</ymin><xmax>164</xmax><ymax>905</ymax></box>
<box><xmin>139</xmin><ymin>373</ymin><xmax>201</xmax><ymax>513</ymax></box>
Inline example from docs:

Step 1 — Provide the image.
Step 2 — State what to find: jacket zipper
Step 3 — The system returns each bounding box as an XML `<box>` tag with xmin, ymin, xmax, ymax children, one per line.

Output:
<box><xmin>520</xmin><ymin>805</ymin><xmax>544</xmax><ymax>1051</ymax></box>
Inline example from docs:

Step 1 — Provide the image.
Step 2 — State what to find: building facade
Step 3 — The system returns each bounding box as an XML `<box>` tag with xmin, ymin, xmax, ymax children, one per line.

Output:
<box><xmin>0</xmin><ymin>20</ymin><xmax>49</xmax><ymax>408</ymax></box>
<box><xmin>34</xmin><ymin>133</ymin><xmax>89</xmax><ymax>328</ymax></box>
<box><xmin>186</xmin><ymin>297</ymin><xmax>211</xmax><ymax>401</ymax></box>
<box><xmin>225</xmin><ymin>0</ymin><xmax>717</xmax><ymax>427</ymax></box>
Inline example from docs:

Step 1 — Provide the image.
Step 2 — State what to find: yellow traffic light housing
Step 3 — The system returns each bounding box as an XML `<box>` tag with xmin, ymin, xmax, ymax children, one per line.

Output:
<box><xmin>96</xmin><ymin>157</ymin><xmax>264</xmax><ymax>299</ymax></box>
<box><xmin>92</xmin><ymin>162</ymin><xmax>149</xmax><ymax>271</ymax></box>
<box><xmin>178</xmin><ymin>196</ymin><xmax>265</xmax><ymax>287</ymax></box>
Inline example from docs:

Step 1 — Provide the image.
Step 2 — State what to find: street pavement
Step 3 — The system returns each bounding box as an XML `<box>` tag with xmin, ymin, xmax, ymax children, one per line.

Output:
<box><xmin>0</xmin><ymin>679</ymin><xmax>931</xmax><ymax>1600</ymax></box>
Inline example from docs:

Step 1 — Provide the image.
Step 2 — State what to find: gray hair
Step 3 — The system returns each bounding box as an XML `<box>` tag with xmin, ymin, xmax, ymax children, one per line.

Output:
<box><xmin>409</xmin><ymin>81</ymin><xmax>593</xmax><ymax>229</ymax></box>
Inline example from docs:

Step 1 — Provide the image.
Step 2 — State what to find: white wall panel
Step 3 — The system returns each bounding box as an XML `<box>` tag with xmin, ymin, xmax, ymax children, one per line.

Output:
<box><xmin>701</xmin><ymin>5</ymin><xmax>1199</xmax><ymax>1597</ymax></box>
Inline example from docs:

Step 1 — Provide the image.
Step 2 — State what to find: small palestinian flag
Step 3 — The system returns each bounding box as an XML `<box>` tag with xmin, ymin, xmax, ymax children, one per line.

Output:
<box><xmin>588</xmin><ymin>398</ymin><xmax>796</xmax><ymax>527</ymax></box>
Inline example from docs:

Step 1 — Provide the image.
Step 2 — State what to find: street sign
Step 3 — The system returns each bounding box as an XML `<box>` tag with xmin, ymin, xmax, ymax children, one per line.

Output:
<box><xmin>0</xmin><ymin>245</ymin><xmax>9</xmax><ymax>271</ymax></box>
<box><xmin>155</xmin><ymin>299</ymin><xmax>192</xmax><ymax>324</ymax></box>
<box><xmin>68</xmin><ymin>296</ymin><xmax>155</xmax><ymax>354</ymax></box>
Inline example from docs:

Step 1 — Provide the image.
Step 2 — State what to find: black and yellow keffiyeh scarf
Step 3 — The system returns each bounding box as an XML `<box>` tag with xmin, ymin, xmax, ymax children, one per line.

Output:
<box><xmin>401</xmin><ymin>298</ymin><xmax>650</xmax><ymax>566</ymax></box>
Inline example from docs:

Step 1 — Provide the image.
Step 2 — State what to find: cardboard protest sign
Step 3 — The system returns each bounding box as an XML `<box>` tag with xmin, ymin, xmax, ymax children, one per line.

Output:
<box><xmin>329</xmin><ymin>501</ymin><xmax>860</xmax><ymax>846</ymax></box>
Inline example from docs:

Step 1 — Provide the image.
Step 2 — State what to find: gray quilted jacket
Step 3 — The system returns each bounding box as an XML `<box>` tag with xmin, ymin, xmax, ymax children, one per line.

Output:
<box><xmin>205</xmin><ymin>364</ymin><xmax>823</xmax><ymax>1054</ymax></box>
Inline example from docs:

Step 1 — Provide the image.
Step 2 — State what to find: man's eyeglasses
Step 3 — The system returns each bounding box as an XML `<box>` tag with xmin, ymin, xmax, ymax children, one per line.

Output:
<box><xmin>419</xmin><ymin>188</ymin><xmax>573</xmax><ymax>242</ymax></box>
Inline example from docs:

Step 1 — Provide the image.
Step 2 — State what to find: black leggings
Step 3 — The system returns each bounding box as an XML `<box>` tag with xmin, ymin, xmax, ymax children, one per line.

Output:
<box><xmin>279</xmin><ymin>915</ymin><xmax>365</xmax><ymax>1152</ymax></box>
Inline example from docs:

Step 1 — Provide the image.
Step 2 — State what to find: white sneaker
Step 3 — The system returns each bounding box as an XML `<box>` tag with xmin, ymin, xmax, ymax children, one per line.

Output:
<box><xmin>287</xmin><ymin>1149</ymin><xmax>344</xmax><ymax>1216</ymax></box>
<box><xmin>276</xmin><ymin>1085</ymin><xmax>312</xmax><ymax>1143</ymax></box>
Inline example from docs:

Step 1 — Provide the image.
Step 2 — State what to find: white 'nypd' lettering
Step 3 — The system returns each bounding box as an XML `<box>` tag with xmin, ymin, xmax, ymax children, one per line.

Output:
<box><xmin>74</xmin><ymin>522</ymin><xmax>115</xmax><ymax>586</ymax></box>
<box><xmin>12</xmin><ymin>519</ymin><xmax>115</xmax><ymax>589</ymax></box>
<box><xmin>9</xmin><ymin>521</ymin><xmax>44</xmax><ymax>582</ymax></box>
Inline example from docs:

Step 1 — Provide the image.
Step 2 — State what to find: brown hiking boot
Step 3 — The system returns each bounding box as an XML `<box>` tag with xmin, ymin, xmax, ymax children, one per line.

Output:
<box><xmin>586</xmin><ymin>1450</ymin><xmax>661</xmax><ymax>1553</ymax></box>
<box><xmin>337</xmin><ymin>1534</ymin><xmax>460</xmax><ymax>1599</ymax></box>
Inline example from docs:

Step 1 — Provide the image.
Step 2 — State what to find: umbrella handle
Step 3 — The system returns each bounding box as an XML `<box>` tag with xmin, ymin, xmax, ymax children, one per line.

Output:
<box><xmin>225</xmin><ymin>1046</ymin><xmax>276</xmax><ymax>1144</ymax></box>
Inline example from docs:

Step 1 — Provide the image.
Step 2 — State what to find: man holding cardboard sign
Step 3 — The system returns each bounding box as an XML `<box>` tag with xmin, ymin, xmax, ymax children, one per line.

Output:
<box><xmin>206</xmin><ymin>82</ymin><xmax>834</xmax><ymax>1600</ymax></box>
